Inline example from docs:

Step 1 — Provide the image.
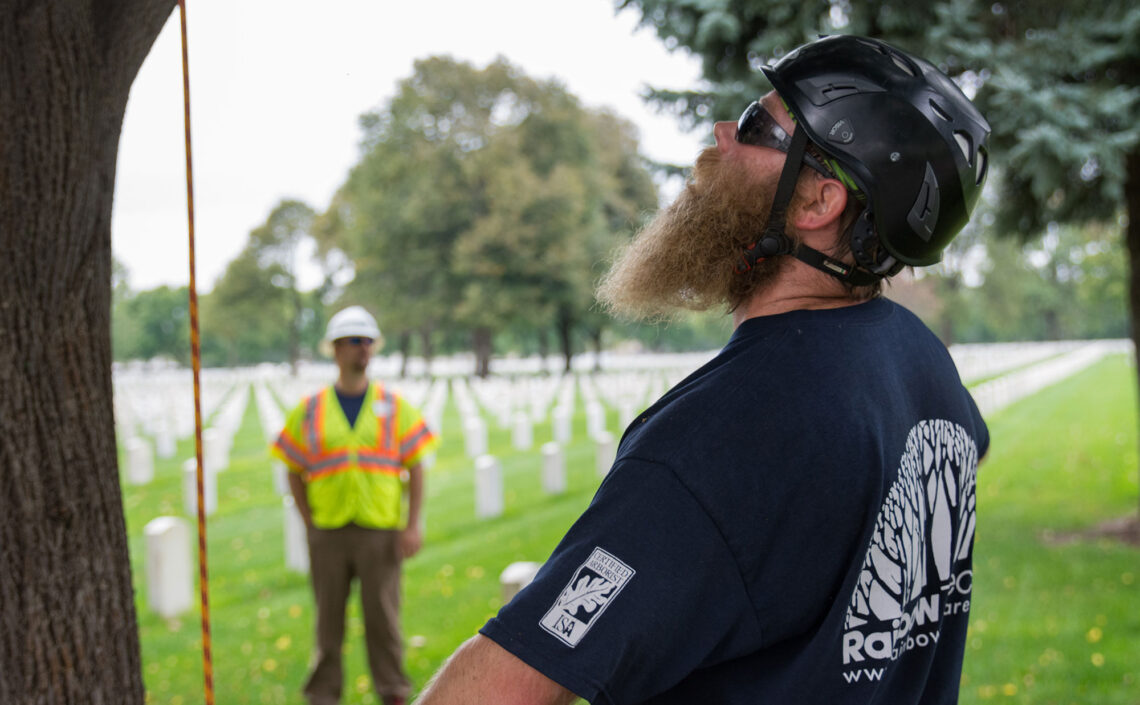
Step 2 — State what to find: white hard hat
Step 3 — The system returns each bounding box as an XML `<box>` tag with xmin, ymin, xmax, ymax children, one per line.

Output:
<box><xmin>324</xmin><ymin>306</ymin><xmax>381</xmax><ymax>342</ymax></box>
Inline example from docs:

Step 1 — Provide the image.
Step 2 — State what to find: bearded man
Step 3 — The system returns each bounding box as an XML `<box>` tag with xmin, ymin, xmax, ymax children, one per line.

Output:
<box><xmin>418</xmin><ymin>35</ymin><xmax>991</xmax><ymax>705</ymax></box>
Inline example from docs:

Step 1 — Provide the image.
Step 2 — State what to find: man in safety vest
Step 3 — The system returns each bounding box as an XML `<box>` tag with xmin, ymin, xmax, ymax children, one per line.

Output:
<box><xmin>272</xmin><ymin>305</ymin><xmax>438</xmax><ymax>705</ymax></box>
<box><xmin>418</xmin><ymin>35</ymin><xmax>989</xmax><ymax>704</ymax></box>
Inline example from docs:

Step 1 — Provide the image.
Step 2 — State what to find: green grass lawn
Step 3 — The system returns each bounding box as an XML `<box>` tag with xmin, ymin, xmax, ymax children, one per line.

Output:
<box><xmin>960</xmin><ymin>354</ymin><xmax>1139</xmax><ymax>705</ymax></box>
<box><xmin>122</xmin><ymin>356</ymin><xmax>1140</xmax><ymax>704</ymax></box>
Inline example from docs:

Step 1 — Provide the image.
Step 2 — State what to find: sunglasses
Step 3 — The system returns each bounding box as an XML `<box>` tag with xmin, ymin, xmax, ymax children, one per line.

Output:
<box><xmin>338</xmin><ymin>337</ymin><xmax>373</xmax><ymax>346</ymax></box>
<box><xmin>736</xmin><ymin>101</ymin><xmax>834</xmax><ymax>178</ymax></box>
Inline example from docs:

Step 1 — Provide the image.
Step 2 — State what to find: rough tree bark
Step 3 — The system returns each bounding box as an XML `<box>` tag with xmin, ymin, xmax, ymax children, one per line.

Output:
<box><xmin>0</xmin><ymin>0</ymin><xmax>175</xmax><ymax>702</ymax></box>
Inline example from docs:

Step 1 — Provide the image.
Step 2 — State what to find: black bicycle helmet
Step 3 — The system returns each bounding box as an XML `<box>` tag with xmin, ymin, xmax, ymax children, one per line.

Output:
<box><xmin>762</xmin><ymin>35</ymin><xmax>991</xmax><ymax>268</ymax></box>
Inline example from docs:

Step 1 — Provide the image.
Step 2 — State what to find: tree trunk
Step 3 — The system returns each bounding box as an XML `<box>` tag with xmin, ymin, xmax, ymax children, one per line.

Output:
<box><xmin>536</xmin><ymin>327</ymin><xmax>550</xmax><ymax>374</ymax></box>
<box><xmin>419</xmin><ymin>326</ymin><xmax>434</xmax><ymax>372</ymax></box>
<box><xmin>398</xmin><ymin>331</ymin><xmax>411</xmax><ymax>378</ymax></box>
<box><xmin>1125</xmin><ymin>147</ymin><xmax>1140</xmax><ymax>518</ymax></box>
<box><xmin>558</xmin><ymin>308</ymin><xmax>574</xmax><ymax>374</ymax></box>
<box><xmin>472</xmin><ymin>327</ymin><xmax>493</xmax><ymax>378</ymax></box>
<box><xmin>0</xmin><ymin>1</ymin><xmax>174</xmax><ymax>702</ymax></box>
<box><xmin>288</xmin><ymin>285</ymin><xmax>301</xmax><ymax>376</ymax></box>
<box><xmin>591</xmin><ymin>327</ymin><xmax>604</xmax><ymax>372</ymax></box>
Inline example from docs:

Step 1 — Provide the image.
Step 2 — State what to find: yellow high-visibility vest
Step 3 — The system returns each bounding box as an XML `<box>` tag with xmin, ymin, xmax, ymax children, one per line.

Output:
<box><xmin>272</xmin><ymin>382</ymin><xmax>438</xmax><ymax>529</ymax></box>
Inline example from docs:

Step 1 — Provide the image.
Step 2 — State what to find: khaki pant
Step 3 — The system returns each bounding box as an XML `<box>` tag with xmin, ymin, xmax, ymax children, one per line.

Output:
<box><xmin>303</xmin><ymin>524</ymin><xmax>408</xmax><ymax>705</ymax></box>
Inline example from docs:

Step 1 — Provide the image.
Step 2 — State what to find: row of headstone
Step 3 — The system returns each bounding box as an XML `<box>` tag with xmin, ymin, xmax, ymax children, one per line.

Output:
<box><xmin>114</xmin><ymin>369</ymin><xmax>245</xmax><ymax>447</ymax></box>
<box><xmin>252</xmin><ymin>382</ymin><xmax>291</xmax><ymax>496</ymax></box>
<box><xmin>471</xmin><ymin>433</ymin><xmax>618</xmax><ymax>520</ymax></box>
<box><xmin>971</xmin><ymin>340</ymin><xmax>1122</xmax><ymax>417</ymax></box>
<box><xmin>951</xmin><ymin>340</ymin><xmax>1086</xmax><ymax>385</ymax></box>
<box><xmin>123</xmin><ymin>394</ymin><xmax>239</xmax><ymax>492</ymax></box>
<box><xmin>178</xmin><ymin>384</ymin><xmax>251</xmax><ymax>516</ymax></box>
<box><xmin>469</xmin><ymin>375</ymin><xmax>562</xmax><ymax>429</ymax></box>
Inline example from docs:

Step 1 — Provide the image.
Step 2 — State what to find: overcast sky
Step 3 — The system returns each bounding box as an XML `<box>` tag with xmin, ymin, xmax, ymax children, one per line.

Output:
<box><xmin>111</xmin><ymin>0</ymin><xmax>708</xmax><ymax>292</ymax></box>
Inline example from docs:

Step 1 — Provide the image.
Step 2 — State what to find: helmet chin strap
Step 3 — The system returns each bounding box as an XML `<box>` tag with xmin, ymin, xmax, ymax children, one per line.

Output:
<box><xmin>735</xmin><ymin>123</ymin><xmax>882</xmax><ymax>287</ymax></box>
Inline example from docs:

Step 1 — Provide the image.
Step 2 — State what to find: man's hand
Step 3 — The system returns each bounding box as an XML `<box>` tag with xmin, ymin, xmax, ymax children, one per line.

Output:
<box><xmin>399</xmin><ymin>525</ymin><xmax>423</xmax><ymax>559</ymax></box>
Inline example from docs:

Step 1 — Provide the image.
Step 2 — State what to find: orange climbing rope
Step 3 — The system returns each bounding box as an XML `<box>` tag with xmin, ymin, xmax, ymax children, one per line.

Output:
<box><xmin>177</xmin><ymin>1</ymin><xmax>215</xmax><ymax>703</ymax></box>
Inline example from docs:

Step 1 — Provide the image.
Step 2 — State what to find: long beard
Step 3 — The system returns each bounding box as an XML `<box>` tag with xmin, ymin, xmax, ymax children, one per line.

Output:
<box><xmin>596</xmin><ymin>147</ymin><xmax>784</xmax><ymax>321</ymax></box>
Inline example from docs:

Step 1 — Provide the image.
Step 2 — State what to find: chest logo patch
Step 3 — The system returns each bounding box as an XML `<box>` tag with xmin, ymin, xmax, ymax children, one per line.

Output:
<box><xmin>540</xmin><ymin>547</ymin><xmax>634</xmax><ymax>647</ymax></box>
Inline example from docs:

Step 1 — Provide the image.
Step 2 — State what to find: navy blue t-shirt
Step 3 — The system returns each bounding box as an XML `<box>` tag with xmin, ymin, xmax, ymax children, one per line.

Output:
<box><xmin>335</xmin><ymin>387</ymin><xmax>367</xmax><ymax>428</ymax></box>
<box><xmin>481</xmin><ymin>298</ymin><xmax>989</xmax><ymax>705</ymax></box>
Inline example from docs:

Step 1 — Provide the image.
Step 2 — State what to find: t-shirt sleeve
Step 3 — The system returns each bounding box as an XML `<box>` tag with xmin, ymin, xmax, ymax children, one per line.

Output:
<box><xmin>270</xmin><ymin>399</ymin><xmax>310</xmax><ymax>474</ymax></box>
<box><xmin>480</xmin><ymin>457</ymin><xmax>761</xmax><ymax>705</ymax></box>
<box><xmin>964</xmin><ymin>387</ymin><xmax>990</xmax><ymax>460</ymax></box>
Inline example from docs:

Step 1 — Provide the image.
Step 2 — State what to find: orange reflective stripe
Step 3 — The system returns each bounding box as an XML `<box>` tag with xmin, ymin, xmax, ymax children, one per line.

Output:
<box><xmin>309</xmin><ymin>451</ymin><xmax>351</xmax><ymax>473</ymax></box>
<box><xmin>303</xmin><ymin>394</ymin><xmax>322</xmax><ymax>456</ymax></box>
<box><xmin>400</xmin><ymin>421</ymin><xmax>433</xmax><ymax>462</ymax></box>
<box><xmin>374</xmin><ymin>384</ymin><xmax>397</xmax><ymax>453</ymax></box>
<box><xmin>308</xmin><ymin>463</ymin><xmax>353</xmax><ymax>481</ymax></box>
<box><xmin>357</xmin><ymin>449</ymin><xmax>399</xmax><ymax>463</ymax></box>
<box><xmin>275</xmin><ymin>430</ymin><xmax>309</xmax><ymax>467</ymax></box>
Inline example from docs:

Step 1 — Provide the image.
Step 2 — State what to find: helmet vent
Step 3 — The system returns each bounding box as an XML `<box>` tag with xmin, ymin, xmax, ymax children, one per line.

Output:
<box><xmin>891</xmin><ymin>53</ymin><xmax>917</xmax><ymax>77</ymax></box>
<box><xmin>908</xmin><ymin>163</ymin><xmax>940</xmax><ymax>241</ymax></box>
<box><xmin>975</xmin><ymin>146</ymin><xmax>989</xmax><ymax>185</ymax></box>
<box><xmin>931</xmin><ymin>100</ymin><xmax>953</xmax><ymax>122</ymax></box>
<box><xmin>953</xmin><ymin>131</ymin><xmax>973</xmax><ymax>162</ymax></box>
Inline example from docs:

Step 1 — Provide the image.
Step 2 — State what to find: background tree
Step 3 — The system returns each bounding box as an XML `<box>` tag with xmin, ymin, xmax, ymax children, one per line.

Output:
<box><xmin>318</xmin><ymin>56</ymin><xmax>658</xmax><ymax>376</ymax></box>
<box><xmin>113</xmin><ymin>285</ymin><xmax>192</xmax><ymax>364</ymax></box>
<box><xmin>248</xmin><ymin>199</ymin><xmax>316</xmax><ymax>373</ymax></box>
<box><xmin>202</xmin><ymin>199</ymin><xmax>321</xmax><ymax>370</ymax></box>
<box><xmin>0</xmin><ymin>0</ymin><xmax>174</xmax><ymax>701</ymax></box>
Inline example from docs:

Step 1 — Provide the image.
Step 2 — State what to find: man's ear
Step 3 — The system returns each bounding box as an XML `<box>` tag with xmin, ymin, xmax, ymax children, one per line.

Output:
<box><xmin>792</xmin><ymin>176</ymin><xmax>848</xmax><ymax>231</ymax></box>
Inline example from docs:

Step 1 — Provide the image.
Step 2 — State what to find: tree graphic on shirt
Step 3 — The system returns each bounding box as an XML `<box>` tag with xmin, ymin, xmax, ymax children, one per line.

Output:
<box><xmin>844</xmin><ymin>420</ymin><xmax>978</xmax><ymax>653</ymax></box>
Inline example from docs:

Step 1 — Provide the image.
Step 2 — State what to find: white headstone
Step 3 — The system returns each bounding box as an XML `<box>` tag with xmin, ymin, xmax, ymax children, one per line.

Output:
<box><xmin>511</xmin><ymin>412</ymin><xmax>533</xmax><ymax>451</ymax></box>
<box><xmin>500</xmin><ymin>561</ymin><xmax>542</xmax><ymax>603</ymax></box>
<box><xmin>586</xmin><ymin>402</ymin><xmax>606</xmax><ymax>440</ymax></box>
<box><xmin>144</xmin><ymin>516</ymin><xmax>194</xmax><ymax>618</ymax></box>
<box><xmin>474</xmin><ymin>455</ymin><xmax>504</xmax><ymax>519</ymax></box>
<box><xmin>283</xmin><ymin>496</ymin><xmax>310</xmax><ymax>574</ymax></box>
<box><xmin>182</xmin><ymin>458</ymin><xmax>217</xmax><ymax>517</ymax></box>
<box><xmin>125</xmin><ymin>437</ymin><xmax>154</xmax><ymax>485</ymax></box>
<box><xmin>541</xmin><ymin>442</ymin><xmax>566</xmax><ymax>495</ymax></box>
<box><xmin>464</xmin><ymin>417</ymin><xmax>488</xmax><ymax>458</ymax></box>
<box><xmin>618</xmin><ymin>400</ymin><xmax>639</xmax><ymax>429</ymax></box>
<box><xmin>272</xmin><ymin>461</ymin><xmax>289</xmax><ymax>496</ymax></box>
<box><xmin>155</xmin><ymin>419</ymin><xmax>177</xmax><ymax>459</ymax></box>
<box><xmin>203</xmin><ymin>428</ymin><xmax>228</xmax><ymax>474</ymax></box>
<box><xmin>595</xmin><ymin>432</ymin><xmax>616</xmax><ymax>478</ymax></box>
<box><xmin>552</xmin><ymin>406</ymin><xmax>572</xmax><ymax>444</ymax></box>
